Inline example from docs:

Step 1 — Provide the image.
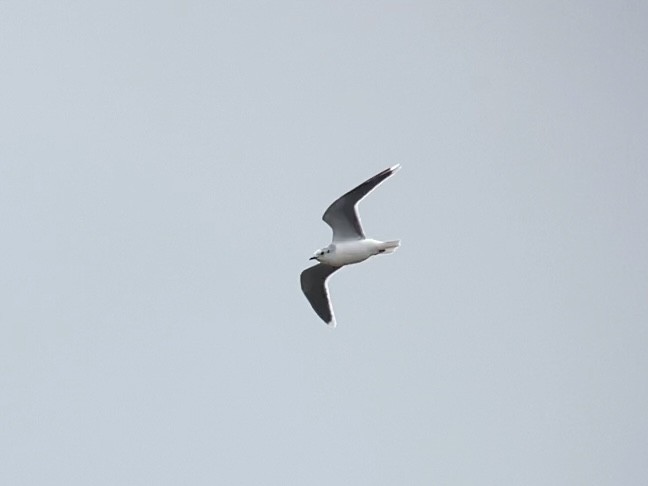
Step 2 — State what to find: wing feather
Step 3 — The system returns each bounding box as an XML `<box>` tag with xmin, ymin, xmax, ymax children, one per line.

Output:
<box><xmin>322</xmin><ymin>164</ymin><xmax>400</xmax><ymax>241</ymax></box>
<box><xmin>300</xmin><ymin>264</ymin><xmax>340</xmax><ymax>326</ymax></box>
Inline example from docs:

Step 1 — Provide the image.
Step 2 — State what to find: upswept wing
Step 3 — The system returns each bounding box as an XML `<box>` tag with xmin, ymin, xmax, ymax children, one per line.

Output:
<box><xmin>322</xmin><ymin>164</ymin><xmax>400</xmax><ymax>241</ymax></box>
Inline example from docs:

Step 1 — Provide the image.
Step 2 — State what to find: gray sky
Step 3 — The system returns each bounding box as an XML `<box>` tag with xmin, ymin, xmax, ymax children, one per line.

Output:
<box><xmin>1</xmin><ymin>1</ymin><xmax>647</xmax><ymax>484</ymax></box>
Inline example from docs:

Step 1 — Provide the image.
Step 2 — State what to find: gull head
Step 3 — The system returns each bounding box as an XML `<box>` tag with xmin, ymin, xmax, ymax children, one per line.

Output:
<box><xmin>309</xmin><ymin>247</ymin><xmax>332</xmax><ymax>261</ymax></box>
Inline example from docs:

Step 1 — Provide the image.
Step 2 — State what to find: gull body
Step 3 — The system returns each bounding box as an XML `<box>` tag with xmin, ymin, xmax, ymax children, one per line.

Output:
<box><xmin>311</xmin><ymin>239</ymin><xmax>397</xmax><ymax>267</ymax></box>
<box><xmin>300</xmin><ymin>165</ymin><xmax>401</xmax><ymax>326</ymax></box>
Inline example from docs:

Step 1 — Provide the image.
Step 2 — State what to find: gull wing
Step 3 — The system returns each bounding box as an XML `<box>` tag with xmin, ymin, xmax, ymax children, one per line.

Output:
<box><xmin>322</xmin><ymin>164</ymin><xmax>400</xmax><ymax>242</ymax></box>
<box><xmin>300</xmin><ymin>263</ymin><xmax>341</xmax><ymax>326</ymax></box>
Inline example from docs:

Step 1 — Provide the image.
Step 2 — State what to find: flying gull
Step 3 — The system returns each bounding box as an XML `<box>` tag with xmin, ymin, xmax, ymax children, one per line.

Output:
<box><xmin>300</xmin><ymin>165</ymin><xmax>401</xmax><ymax>326</ymax></box>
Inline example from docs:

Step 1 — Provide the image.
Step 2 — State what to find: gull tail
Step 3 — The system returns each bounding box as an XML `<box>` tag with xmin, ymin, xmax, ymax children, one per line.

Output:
<box><xmin>378</xmin><ymin>240</ymin><xmax>400</xmax><ymax>254</ymax></box>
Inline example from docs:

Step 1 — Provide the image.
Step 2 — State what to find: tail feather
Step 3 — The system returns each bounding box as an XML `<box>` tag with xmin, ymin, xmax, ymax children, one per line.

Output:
<box><xmin>378</xmin><ymin>240</ymin><xmax>400</xmax><ymax>254</ymax></box>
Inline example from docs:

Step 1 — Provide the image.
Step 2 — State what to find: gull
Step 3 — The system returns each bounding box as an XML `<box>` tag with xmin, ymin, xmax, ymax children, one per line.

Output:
<box><xmin>300</xmin><ymin>164</ymin><xmax>401</xmax><ymax>327</ymax></box>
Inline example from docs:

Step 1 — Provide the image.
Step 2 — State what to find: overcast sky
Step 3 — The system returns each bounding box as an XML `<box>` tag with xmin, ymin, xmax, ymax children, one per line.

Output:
<box><xmin>1</xmin><ymin>1</ymin><xmax>647</xmax><ymax>485</ymax></box>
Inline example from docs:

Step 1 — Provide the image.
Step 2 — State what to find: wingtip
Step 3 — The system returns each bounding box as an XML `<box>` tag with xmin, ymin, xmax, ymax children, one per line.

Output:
<box><xmin>390</xmin><ymin>163</ymin><xmax>402</xmax><ymax>172</ymax></box>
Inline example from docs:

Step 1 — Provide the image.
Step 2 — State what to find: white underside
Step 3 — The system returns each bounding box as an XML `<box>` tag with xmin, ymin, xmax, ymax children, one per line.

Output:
<box><xmin>318</xmin><ymin>239</ymin><xmax>400</xmax><ymax>267</ymax></box>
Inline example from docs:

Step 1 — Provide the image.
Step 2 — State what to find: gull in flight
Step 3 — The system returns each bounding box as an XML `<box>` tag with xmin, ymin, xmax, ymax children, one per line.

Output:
<box><xmin>300</xmin><ymin>165</ymin><xmax>401</xmax><ymax>327</ymax></box>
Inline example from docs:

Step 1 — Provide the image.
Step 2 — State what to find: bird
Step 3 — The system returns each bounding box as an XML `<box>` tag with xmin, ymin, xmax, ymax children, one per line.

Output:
<box><xmin>300</xmin><ymin>164</ymin><xmax>401</xmax><ymax>327</ymax></box>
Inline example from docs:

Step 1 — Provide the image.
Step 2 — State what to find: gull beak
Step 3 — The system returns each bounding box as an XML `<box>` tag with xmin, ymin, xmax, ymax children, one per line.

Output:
<box><xmin>309</xmin><ymin>256</ymin><xmax>317</xmax><ymax>260</ymax></box>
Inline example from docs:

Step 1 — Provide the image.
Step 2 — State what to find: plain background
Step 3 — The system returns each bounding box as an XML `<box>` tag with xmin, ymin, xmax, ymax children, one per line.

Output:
<box><xmin>1</xmin><ymin>1</ymin><xmax>647</xmax><ymax>484</ymax></box>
